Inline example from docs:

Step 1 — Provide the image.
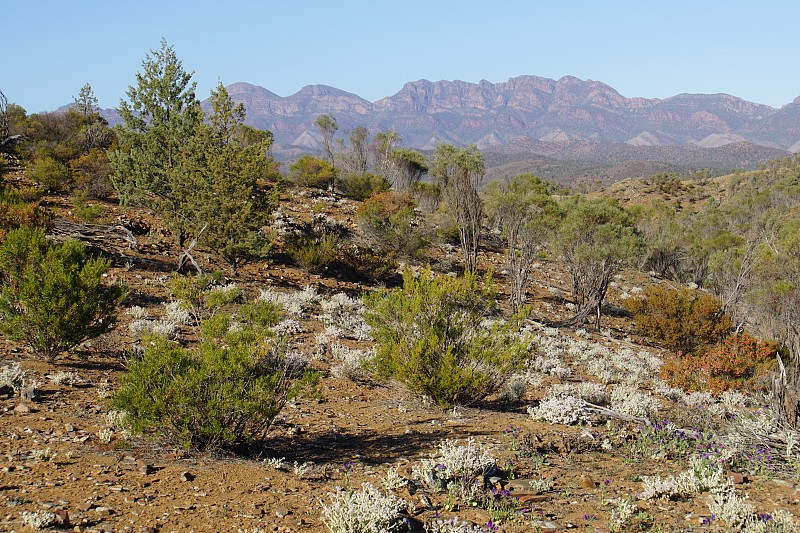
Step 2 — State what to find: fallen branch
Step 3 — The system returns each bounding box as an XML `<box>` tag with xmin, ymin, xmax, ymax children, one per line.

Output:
<box><xmin>51</xmin><ymin>218</ymin><xmax>138</xmax><ymax>251</ymax></box>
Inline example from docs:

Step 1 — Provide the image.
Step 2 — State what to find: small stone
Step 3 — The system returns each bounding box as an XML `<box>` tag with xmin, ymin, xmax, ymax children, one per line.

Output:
<box><xmin>137</xmin><ymin>463</ymin><xmax>153</xmax><ymax>475</ymax></box>
<box><xmin>94</xmin><ymin>506</ymin><xmax>112</xmax><ymax>516</ymax></box>
<box><xmin>728</xmin><ymin>472</ymin><xmax>746</xmax><ymax>484</ymax></box>
<box><xmin>578</xmin><ymin>475</ymin><xmax>596</xmax><ymax>489</ymax></box>
<box><xmin>78</xmin><ymin>501</ymin><xmax>94</xmax><ymax>512</ymax></box>
<box><xmin>14</xmin><ymin>403</ymin><xmax>32</xmax><ymax>414</ymax></box>
<box><xmin>53</xmin><ymin>508</ymin><xmax>70</xmax><ymax>526</ymax></box>
<box><xmin>275</xmin><ymin>508</ymin><xmax>290</xmax><ymax>518</ymax></box>
<box><xmin>532</xmin><ymin>520</ymin><xmax>559</xmax><ymax>531</ymax></box>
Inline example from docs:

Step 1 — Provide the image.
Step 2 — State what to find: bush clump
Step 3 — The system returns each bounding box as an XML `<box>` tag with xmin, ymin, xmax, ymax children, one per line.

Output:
<box><xmin>336</xmin><ymin>172</ymin><xmax>389</xmax><ymax>201</ymax></box>
<box><xmin>356</xmin><ymin>191</ymin><xmax>424</xmax><ymax>259</ymax></box>
<box><xmin>112</xmin><ymin>316</ymin><xmax>311</xmax><ymax>451</ymax></box>
<box><xmin>363</xmin><ymin>270</ymin><xmax>530</xmax><ymax>407</ymax></box>
<box><xmin>661</xmin><ymin>332</ymin><xmax>778</xmax><ymax>393</ymax></box>
<box><xmin>0</xmin><ymin>225</ymin><xmax>125</xmax><ymax>361</ymax></box>
<box><xmin>625</xmin><ymin>285</ymin><xmax>731</xmax><ymax>354</ymax></box>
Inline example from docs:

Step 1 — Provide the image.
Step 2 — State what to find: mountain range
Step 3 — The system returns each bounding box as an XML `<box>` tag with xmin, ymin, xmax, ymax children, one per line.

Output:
<box><xmin>97</xmin><ymin>75</ymin><xmax>800</xmax><ymax>183</ymax></box>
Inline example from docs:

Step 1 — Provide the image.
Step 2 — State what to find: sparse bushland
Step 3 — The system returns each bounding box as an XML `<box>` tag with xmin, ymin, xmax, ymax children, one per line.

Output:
<box><xmin>112</xmin><ymin>298</ymin><xmax>313</xmax><ymax>452</ymax></box>
<box><xmin>0</xmin><ymin>225</ymin><xmax>126</xmax><ymax>361</ymax></box>
<box><xmin>335</xmin><ymin>172</ymin><xmax>389</xmax><ymax>201</ymax></box>
<box><xmin>363</xmin><ymin>269</ymin><xmax>531</xmax><ymax>407</ymax></box>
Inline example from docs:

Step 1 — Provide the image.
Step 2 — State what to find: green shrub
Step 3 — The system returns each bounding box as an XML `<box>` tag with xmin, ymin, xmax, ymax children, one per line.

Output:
<box><xmin>356</xmin><ymin>191</ymin><xmax>424</xmax><ymax>259</ymax></box>
<box><xmin>28</xmin><ymin>156</ymin><xmax>71</xmax><ymax>192</ymax></box>
<box><xmin>0</xmin><ymin>226</ymin><xmax>126</xmax><ymax>361</ymax></box>
<box><xmin>625</xmin><ymin>285</ymin><xmax>731</xmax><ymax>354</ymax></box>
<box><xmin>112</xmin><ymin>319</ymin><xmax>312</xmax><ymax>451</ymax></box>
<box><xmin>363</xmin><ymin>270</ymin><xmax>530</xmax><ymax>407</ymax></box>
<box><xmin>166</xmin><ymin>272</ymin><xmax>241</xmax><ymax>320</ymax></box>
<box><xmin>289</xmin><ymin>155</ymin><xmax>336</xmax><ymax>189</ymax></box>
<box><xmin>284</xmin><ymin>230</ymin><xmax>341</xmax><ymax>273</ymax></box>
<box><xmin>0</xmin><ymin>186</ymin><xmax>50</xmax><ymax>240</ymax></box>
<box><xmin>335</xmin><ymin>172</ymin><xmax>389</xmax><ymax>201</ymax></box>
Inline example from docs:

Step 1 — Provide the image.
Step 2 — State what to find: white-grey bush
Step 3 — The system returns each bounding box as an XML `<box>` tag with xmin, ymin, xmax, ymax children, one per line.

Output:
<box><xmin>412</xmin><ymin>438</ymin><xmax>495</xmax><ymax>492</ymax></box>
<box><xmin>610</xmin><ymin>385</ymin><xmax>660</xmax><ymax>419</ymax></box>
<box><xmin>321</xmin><ymin>483</ymin><xmax>406</xmax><ymax>533</ymax></box>
<box><xmin>425</xmin><ymin>517</ymin><xmax>486</xmax><ymax>533</ymax></box>
<box><xmin>21</xmin><ymin>510</ymin><xmax>58</xmax><ymax>530</ymax></box>
<box><xmin>0</xmin><ymin>362</ymin><xmax>25</xmax><ymax>392</ymax></box>
<box><xmin>330</xmin><ymin>344</ymin><xmax>372</xmax><ymax>381</ymax></box>
<box><xmin>528</xmin><ymin>392</ymin><xmax>586</xmax><ymax>425</ymax></box>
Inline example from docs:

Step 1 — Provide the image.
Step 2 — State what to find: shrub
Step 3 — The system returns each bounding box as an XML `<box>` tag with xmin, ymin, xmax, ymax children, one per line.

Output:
<box><xmin>321</xmin><ymin>483</ymin><xmax>406</xmax><ymax>533</ymax></box>
<box><xmin>336</xmin><ymin>172</ymin><xmax>389</xmax><ymax>201</ymax></box>
<box><xmin>412</xmin><ymin>438</ymin><xmax>496</xmax><ymax>493</ymax></box>
<box><xmin>289</xmin><ymin>155</ymin><xmax>336</xmax><ymax>189</ymax></box>
<box><xmin>356</xmin><ymin>191</ymin><xmax>424</xmax><ymax>259</ymax></box>
<box><xmin>661</xmin><ymin>332</ymin><xmax>778</xmax><ymax>394</ymax></box>
<box><xmin>284</xmin><ymin>230</ymin><xmax>341</xmax><ymax>273</ymax></box>
<box><xmin>0</xmin><ymin>226</ymin><xmax>125</xmax><ymax>361</ymax></box>
<box><xmin>363</xmin><ymin>270</ymin><xmax>530</xmax><ymax>406</ymax></box>
<box><xmin>625</xmin><ymin>285</ymin><xmax>731</xmax><ymax>354</ymax></box>
<box><xmin>28</xmin><ymin>155</ymin><xmax>71</xmax><ymax>192</ymax></box>
<box><xmin>0</xmin><ymin>185</ymin><xmax>50</xmax><ymax>240</ymax></box>
<box><xmin>112</xmin><ymin>318</ymin><xmax>311</xmax><ymax>451</ymax></box>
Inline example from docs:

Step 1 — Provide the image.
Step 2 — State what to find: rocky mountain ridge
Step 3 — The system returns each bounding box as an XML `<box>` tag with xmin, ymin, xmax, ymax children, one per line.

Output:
<box><xmin>215</xmin><ymin>75</ymin><xmax>798</xmax><ymax>156</ymax></box>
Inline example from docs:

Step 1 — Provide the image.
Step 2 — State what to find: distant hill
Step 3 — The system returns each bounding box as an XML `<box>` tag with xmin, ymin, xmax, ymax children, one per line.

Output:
<box><xmin>90</xmin><ymin>74</ymin><xmax>800</xmax><ymax>183</ymax></box>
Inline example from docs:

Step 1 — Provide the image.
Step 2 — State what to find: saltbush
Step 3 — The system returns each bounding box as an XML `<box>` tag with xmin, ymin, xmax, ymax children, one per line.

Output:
<box><xmin>363</xmin><ymin>270</ymin><xmax>530</xmax><ymax>407</ymax></box>
<box><xmin>112</xmin><ymin>317</ymin><xmax>311</xmax><ymax>451</ymax></box>
<box><xmin>625</xmin><ymin>285</ymin><xmax>731</xmax><ymax>354</ymax></box>
<box><xmin>0</xmin><ymin>225</ymin><xmax>125</xmax><ymax>361</ymax></box>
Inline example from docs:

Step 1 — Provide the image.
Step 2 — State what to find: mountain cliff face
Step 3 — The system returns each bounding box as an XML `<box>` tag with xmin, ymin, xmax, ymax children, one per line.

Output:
<box><xmin>215</xmin><ymin>76</ymin><xmax>799</xmax><ymax>158</ymax></box>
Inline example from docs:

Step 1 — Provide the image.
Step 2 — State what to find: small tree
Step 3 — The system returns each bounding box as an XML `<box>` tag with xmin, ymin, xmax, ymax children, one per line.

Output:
<box><xmin>0</xmin><ymin>226</ymin><xmax>126</xmax><ymax>361</ymax></box>
<box><xmin>556</xmin><ymin>197</ymin><xmax>641</xmax><ymax>328</ymax></box>
<box><xmin>431</xmin><ymin>144</ymin><xmax>485</xmax><ymax>273</ymax></box>
<box><xmin>390</xmin><ymin>147</ymin><xmax>428</xmax><ymax>192</ymax></box>
<box><xmin>485</xmin><ymin>173</ymin><xmax>557</xmax><ymax>310</ymax></box>
<box><xmin>188</xmin><ymin>82</ymin><xmax>278</xmax><ymax>271</ymax></box>
<box><xmin>363</xmin><ymin>270</ymin><xmax>530</xmax><ymax>407</ymax></box>
<box><xmin>314</xmin><ymin>113</ymin><xmax>338</xmax><ymax>169</ymax></box>
<box><xmin>110</xmin><ymin>39</ymin><xmax>203</xmax><ymax>246</ymax></box>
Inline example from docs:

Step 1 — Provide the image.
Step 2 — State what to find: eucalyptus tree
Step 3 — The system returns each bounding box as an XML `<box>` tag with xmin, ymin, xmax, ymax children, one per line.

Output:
<box><xmin>431</xmin><ymin>144</ymin><xmax>485</xmax><ymax>273</ymax></box>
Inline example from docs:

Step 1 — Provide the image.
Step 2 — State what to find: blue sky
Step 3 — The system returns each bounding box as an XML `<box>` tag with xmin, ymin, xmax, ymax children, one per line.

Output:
<box><xmin>5</xmin><ymin>0</ymin><xmax>799</xmax><ymax>113</ymax></box>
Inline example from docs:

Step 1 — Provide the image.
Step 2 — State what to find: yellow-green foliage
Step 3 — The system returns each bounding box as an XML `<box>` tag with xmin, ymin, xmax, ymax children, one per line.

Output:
<box><xmin>0</xmin><ymin>225</ymin><xmax>125</xmax><ymax>361</ymax></box>
<box><xmin>363</xmin><ymin>270</ymin><xmax>530</xmax><ymax>407</ymax></box>
<box><xmin>112</xmin><ymin>308</ymin><xmax>310</xmax><ymax>451</ymax></box>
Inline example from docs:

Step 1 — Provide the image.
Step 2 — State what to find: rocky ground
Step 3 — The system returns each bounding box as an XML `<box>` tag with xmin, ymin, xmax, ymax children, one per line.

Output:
<box><xmin>1</xmin><ymin>186</ymin><xmax>799</xmax><ymax>533</ymax></box>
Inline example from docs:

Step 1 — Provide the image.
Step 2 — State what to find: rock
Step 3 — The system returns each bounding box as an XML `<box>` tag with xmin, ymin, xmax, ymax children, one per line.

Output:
<box><xmin>137</xmin><ymin>462</ymin><xmax>153</xmax><ymax>475</ymax></box>
<box><xmin>53</xmin><ymin>507</ymin><xmax>70</xmax><ymax>526</ymax></box>
<box><xmin>532</xmin><ymin>520</ymin><xmax>560</xmax><ymax>530</ymax></box>
<box><xmin>792</xmin><ymin>489</ymin><xmax>800</xmax><ymax>502</ymax></box>
<box><xmin>275</xmin><ymin>508</ymin><xmax>290</xmax><ymax>519</ymax></box>
<box><xmin>728</xmin><ymin>472</ymin><xmax>747</xmax><ymax>484</ymax></box>
<box><xmin>578</xmin><ymin>474</ymin><xmax>596</xmax><ymax>489</ymax></box>
<box><xmin>94</xmin><ymin>506</ymin><xmax>112</xmax><ymax>516</ymax></box>
<box><xmin>179</xmin><ymin>471</ymin><xmax>195</xmax><ymax>482</ymax></box>
<box><xmin>14</xmin><ymin>403</ymin><xmax>32</xmax><ymax>414</ymax></box>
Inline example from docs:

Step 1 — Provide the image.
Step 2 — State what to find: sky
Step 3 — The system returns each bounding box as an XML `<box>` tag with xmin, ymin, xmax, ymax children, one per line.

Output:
<box><xmin>4</xmin><ymin>0</ymin><xmax>800</xmax><ymax>113</ymax></box>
